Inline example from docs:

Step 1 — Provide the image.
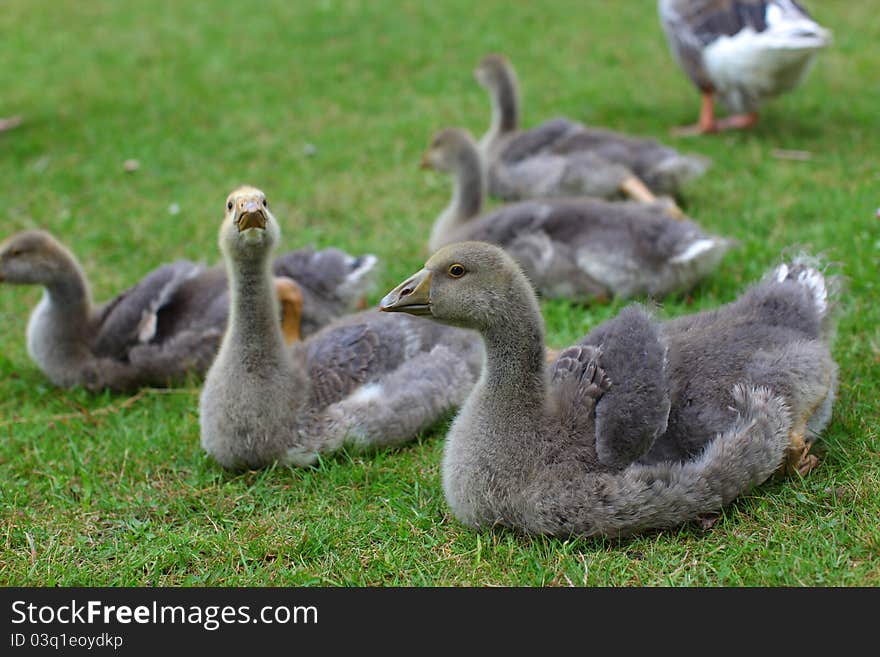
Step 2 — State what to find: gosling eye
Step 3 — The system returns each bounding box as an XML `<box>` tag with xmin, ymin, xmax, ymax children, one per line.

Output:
<box><xmin>447</xmin><ymin>263</ymin><xmax>466</xmax><ymax>278</ymax></box>
<box><xmin>262</xmin><ymin>199</ymin><xmax>268</xmax><ymax>208</ymax></box>
<box><xmin>227</xmin><ymin>201</ymin><xmax>234</xmax><ymax>211</ymax></box>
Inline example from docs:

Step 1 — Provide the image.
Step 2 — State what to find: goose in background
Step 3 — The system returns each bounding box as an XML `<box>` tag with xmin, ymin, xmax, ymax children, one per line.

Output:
<box><xmin>475</xmin><ymin>53</ymin><xmax>709</xmax><ymax>206</ymax></box>
<box><xmin>422</xmin><ymin>127</ymin><xmax>731</xmax><ymax>303</ymax></box>
<box><xmin>658</xmin><ymin>0</ymin><xmax>831</xmax><ymax>134</ymax></box>
<box><xmin>0</xmin><ymin>195</ymin><xmax>377</xmax><ymax>391</ymax></box>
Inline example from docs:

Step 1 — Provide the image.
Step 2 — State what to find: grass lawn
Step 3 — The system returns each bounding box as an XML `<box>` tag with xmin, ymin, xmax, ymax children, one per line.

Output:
<box><xmin>1</xmin><ymin>0</ymin><xmax>878</xmax><ymax>586</ymax></box>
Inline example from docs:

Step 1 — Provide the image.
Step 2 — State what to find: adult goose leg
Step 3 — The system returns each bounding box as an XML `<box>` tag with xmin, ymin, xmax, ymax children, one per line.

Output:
<box><xmin>673</xmin><ymin>92</ymin><xmax>758</xmax><ymax>136</ymax></box>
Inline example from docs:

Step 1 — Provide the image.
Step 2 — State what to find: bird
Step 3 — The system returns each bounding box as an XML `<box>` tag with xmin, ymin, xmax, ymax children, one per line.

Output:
<box><xmin>0</xmin><ymin>192</ymin><xmax>377</xmax><ymax>391</ymax></box>
<box><xmin>474</xmin><ymin>53</ymin><xmax>709</xmax><ymax>206</ymax></box>
<box><xmin>198</xmin><ymin>186</ymin><xmax>484</xmax><ymax>471</ymax></box>
<box><xmin>380</xmin><ymin>241</ymin><xmax>838</xmax><ymax>537</ymax></box>
<box><xmin>658</xmin><ymin>0</ymin><xmax>832</xmax><ymax>135</ymax></box>
<box><xmin>421</xmin><ymin>127</ymin><xmax>731</xmax><ymax>303</ymax></box>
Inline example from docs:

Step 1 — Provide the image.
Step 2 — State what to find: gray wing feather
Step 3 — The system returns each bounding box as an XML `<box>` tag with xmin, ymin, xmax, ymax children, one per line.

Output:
<box><xmin>529</xmin><ymin>384</ymin><xmax>791</xmax><ymax>537</ymax></box>
<box><xmin>462</xmin><ymin>199</ymin><xmax>605</xmax><ymax>247</ymax></box>
<box><xmin>92</xmin><ymin>260</ymin><xmax>203</xmax><ymax>359</ymax></box>
<box><xmin>304</xmin><ymin>312</ymin><xmax>476</xmax><ymax>409</ymax></box>
<box><xmin>467</xmin><ymin>199</ymin><xmax>701</xmax><ymax>261</ymax></box>
<box><xmin>306</xmin><ymin>323</ymin><xmax>384</xmax><ymax>407</ymax></box>
<box><xmin>551</xmin><ymin>127</ymin><xmax>681</xmax><ymax>187</ymax></box>
<box><xmin>274</xmin><ymin>247</ymin><xmax>377</xmax><ymax>337</ymax></box>
<box><xmin>577</xmin><ymin>306</ymin><xmax>671</xmax><ymax>470</ymax></box>
<box><xmin>499</xmin><ymin>117</ymin><xmax>582</xmax><ymax>164</ymax></box>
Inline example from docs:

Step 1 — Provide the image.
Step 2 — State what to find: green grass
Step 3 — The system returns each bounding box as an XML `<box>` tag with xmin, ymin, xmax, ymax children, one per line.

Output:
<box><xmin>1</xmin><ymin>0</ymin><xmax>878</xmax><ymax>586</ymax></box>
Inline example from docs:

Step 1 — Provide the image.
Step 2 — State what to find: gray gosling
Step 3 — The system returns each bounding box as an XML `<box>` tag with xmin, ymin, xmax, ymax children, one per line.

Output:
<box><xmin>381</xmin><ymin>241</ymin><xmax>838</xmax><ymax>537</ymax></box>
<box><xmin>0</xmin><ymin>219</ymin><xmax>376</xmax><ymax>391</ymax></box>
<box><xmin>422</xmin><ymin>127</ymin><xmax>731</xmax><ymax>303</ymax></box>
<box><xmin>475</xmin><ymin>53</ymin><xmax>709</xmax><ymax>206</ymax></box>
<box><xmin>199</xmin><ymin>186</ymin><xmax>484</xmax><ymax>470</ymax></box>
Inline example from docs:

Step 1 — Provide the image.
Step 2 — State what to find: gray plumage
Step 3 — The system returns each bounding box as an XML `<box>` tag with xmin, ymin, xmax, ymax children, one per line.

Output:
<box><xmin>380</xmin><ymin>242</ymin><xmax>838</xmax><ymax>537</ymax></box>
<box><xmin>199</xmin><ymin>186</ymin><xmax>483</xmax><ymax>471</ymax></box>
<box><xmin>272</xmin><ymin>246</ymin><xmax>378</xmax><ymax>338</ymax></box>
<box><xmin>475</xmin><ymin>54</ymin><xmax>709</xmax><ymax>201</ymax></box>
<box><xmin>0</xmin><ymin>225</ymin><xmax>377</xmax><ymax>392</ymax></box>
<box><xmin>423</xmin><ymin>127</ymin><xmax>731</xmax><ymax>302</ymax></box>
<box><xmin>659</xmin><ymin>0</ymin><xmax>831</xmax><ymax>114</ymax></box>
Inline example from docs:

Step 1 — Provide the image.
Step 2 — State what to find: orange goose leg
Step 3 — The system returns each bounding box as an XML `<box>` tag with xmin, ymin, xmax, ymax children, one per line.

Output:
<box><xmin>673</xmin><ymin>93</ymin><xmax>758</xmax><ymax>136</ymax></box>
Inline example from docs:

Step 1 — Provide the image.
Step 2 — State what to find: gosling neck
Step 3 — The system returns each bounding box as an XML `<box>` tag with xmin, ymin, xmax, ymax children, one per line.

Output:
<box><xmin>41</xmin><ymin>251</ymin><xmax>93</xmax><ymax>330</ymax></box>
<box><xmin>477</xmin><ymin>279</ymin><xmax>546</xmax><ymax>411</ymax></box>
<box><xmin>225</xmin><ymin>251</ymin><xmax>287</xmax><ymax>365</ymax></box>
<box><xmin>480</xmin><ymin>73</ymin><xmax>520</xmax><ymax>154</ymax></box>
<box><xmin>24</xmin><ymin>249</ymin><xmax>95</xmax><ymax>376</ymax></box>
<box><xmin>429</xmin><ymin>148</ymin><xmax>485</xmax><ymax>252</ymax></box>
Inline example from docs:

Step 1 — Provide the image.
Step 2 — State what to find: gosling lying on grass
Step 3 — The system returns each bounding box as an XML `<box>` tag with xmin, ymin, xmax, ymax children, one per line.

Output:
<box><xmin>0</xmin><ymin>201</ymin><xmax>376</xmax><ymax>391</ymax></box>
<box><xmin>199</xmin><ymin>186</ymin><xmax>484</xmax><ymax>470</ymax></box>
<box><xmin>422</xmin><ymin>127</ymin><xmax>731</xmax><ymax>303</ymax></box>
<box><xmin>381</xmin><ymin>241</ymin><xmax>838</xmax><ymax>537</ymax></box>
<box><xmin>474</xmin><ymin>53</ymin><xmax>709</xmax><ymax>205</ymax></box>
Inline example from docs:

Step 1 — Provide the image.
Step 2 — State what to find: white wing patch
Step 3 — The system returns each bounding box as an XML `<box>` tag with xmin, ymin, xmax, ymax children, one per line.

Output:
<box><xmin>702</xmin><ymin>11</ymin><xmax>829</xmax><ymax>113</ymax></box>
<box><xmin>670</xmin><ymin>238</ymin><xmax>717</xmax><ymax>264</ymax></box>
<box><xmin>773</xmin><ymin>260</ymin><xmax>828</xmax><ymax>315</ymax></box>
<box><xmin>795</xmin><ymin>267</ymin><xmax>828</xmax><ymax>315</ymax></box>
<box><xmin>774</xmin><ymin>262</ymin><xmax>791</xmax><ymax>282</ymax></box>
<box><xmin>347</xmin><ymin>382</ymin><xmax>384</xmax><ymax>404</ymax></box>
<box><xmin>137</xmin><ymin>311</ymin><xmax>158</xmax><ymax>343</ymax></box>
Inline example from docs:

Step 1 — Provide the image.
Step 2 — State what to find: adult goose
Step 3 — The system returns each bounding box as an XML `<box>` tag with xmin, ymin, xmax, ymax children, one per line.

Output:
<box><xmin>658</xmin><ymin>0</ymin><xmax>831</xmax><ymax>134</ymax></box>
<box><xmin>199</xmin><ymin>187</ymin><xmax>484</xmax><ymax>470</ymax></box>
<box><xmin>380</xmin><ymin>242</ymin><xmax>838</xmax><ymax>537</ymax></box>
<box><xmin>422</xmin><ymin>127</ymin><xmax>730</xmax><ymax>303</ymax></box>
<box><xmin>0</xmin><ymin>189</ymin><xmax>377</xmax><ymax>391</ymax></box>
<box><xmin>475</xmin><ymin>54</ymin><xmax>709</xmax><ymax>204</ymax></box>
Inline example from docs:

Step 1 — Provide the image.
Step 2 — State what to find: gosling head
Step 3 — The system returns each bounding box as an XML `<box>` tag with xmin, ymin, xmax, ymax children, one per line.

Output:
<box><xmin>380</xmin><ymin>241</ymin><xmax>527</xmax><ymax>332</ymax></box>
<box><xmin>420</xmin><ymin>128</ymin><xmax>479</xmax><ymax>173</ymax></box>
<box><xmin>0</xmin><ymin>230</ymin><xmax>76</xmax><ymax>286</ymax></box>
<box><xmin>473</xmin><ymin>53</ymin><xmax>515</xmax><ymax>92</ymax></box>
<box><xmin>219</xmin><ymin>185</ymin><xmax>280</xmax><ymax>261</ymax></box>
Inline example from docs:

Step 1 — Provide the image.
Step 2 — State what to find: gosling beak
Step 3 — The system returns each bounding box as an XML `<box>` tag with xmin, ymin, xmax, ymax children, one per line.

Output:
<box><xmin>380</xmin><ymin>269</ymin><xmax>433</xmax><ymax>315</ymax></box>
<box><xmin>419</xmin><ymin>152</ymin><xmax>432</xmax><ymax>170</ymax></box>
<box><xmin>236</xmin><ymin>200</ymin><xmax>267</xmax><ymax>232</ymax></box>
